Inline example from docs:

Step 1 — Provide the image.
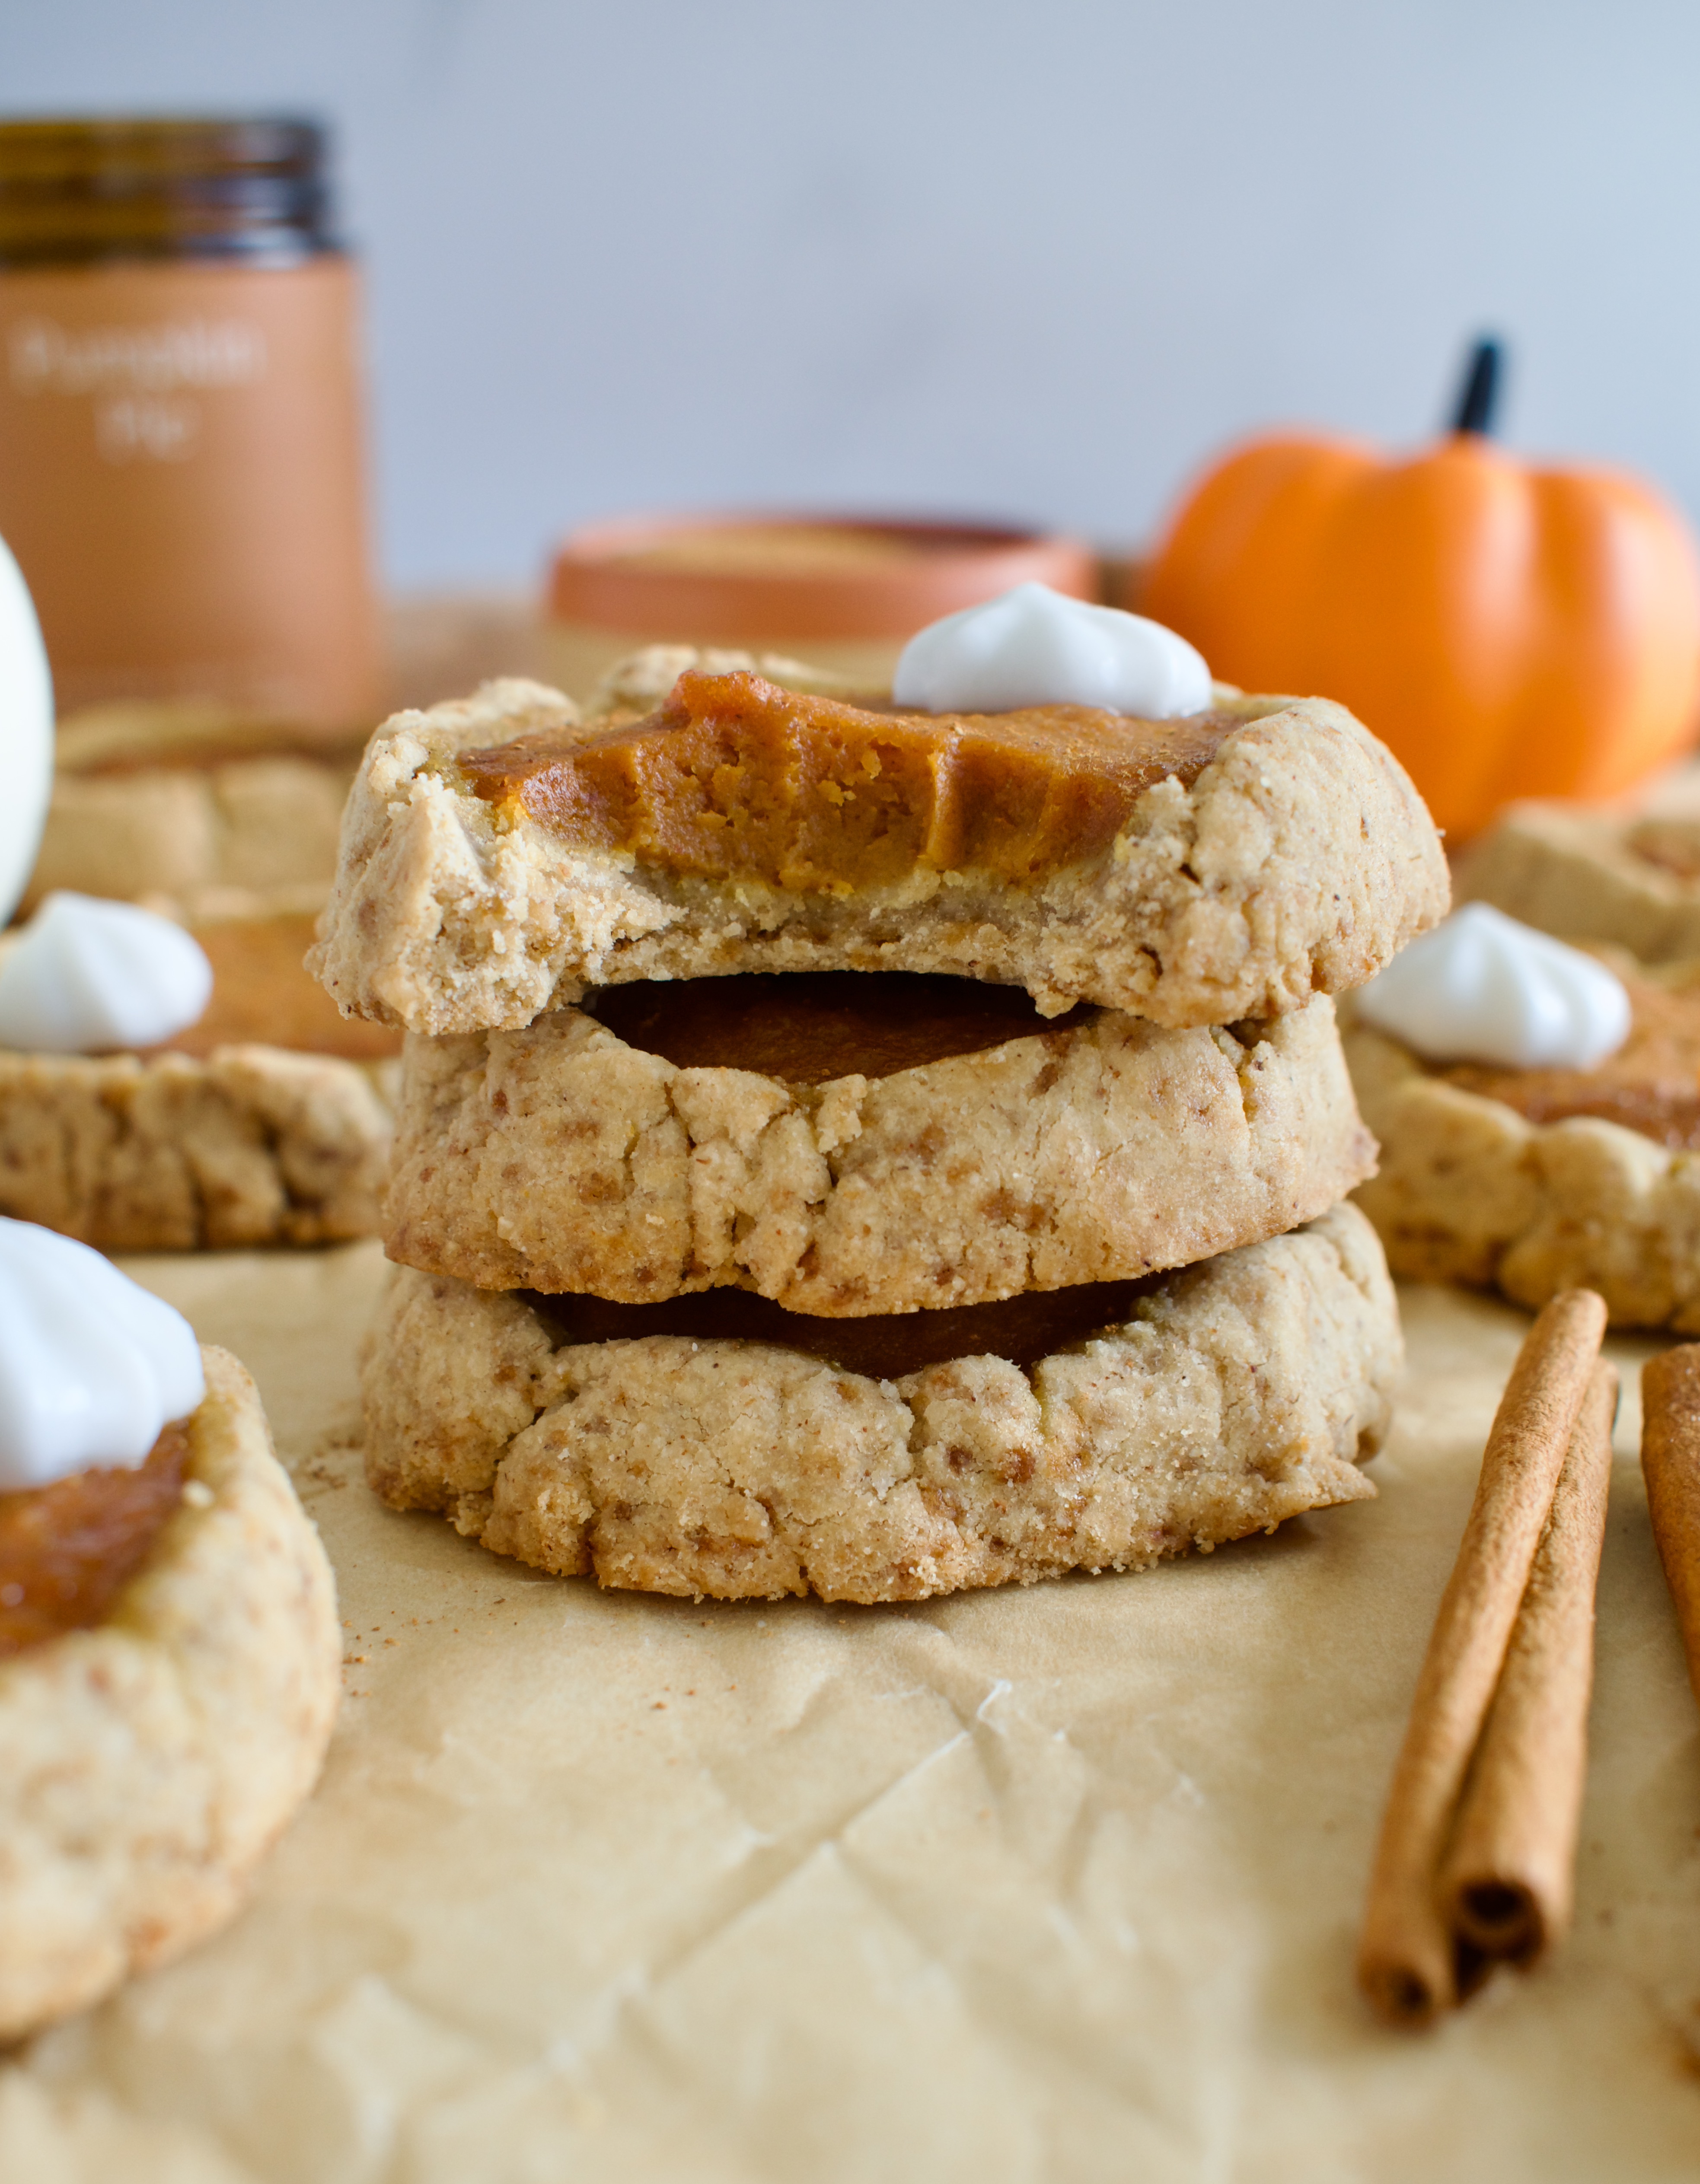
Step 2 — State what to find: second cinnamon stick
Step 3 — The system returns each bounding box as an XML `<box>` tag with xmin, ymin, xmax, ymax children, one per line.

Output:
<box><xmin>1440</xmin><ymin>1358</ymin><xmax>1617</xmax><ymax>1968</ymax></box>
<box><xmin>1356</xmin><ymin>1288</ymin><xmax>1608</xmax><ymax>2028</ymax></box>
<box><xmin>1639</xmin><ymin>1345</ymin><xmax>1700</xmax><ymax>1709</ymax></box>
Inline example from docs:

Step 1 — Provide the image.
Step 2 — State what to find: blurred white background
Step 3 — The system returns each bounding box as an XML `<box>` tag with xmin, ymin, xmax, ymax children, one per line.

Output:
<box><xmin>6</xmin><ymin>0</ymin><xmax>1698</xmax><ymax>592</ymax></box>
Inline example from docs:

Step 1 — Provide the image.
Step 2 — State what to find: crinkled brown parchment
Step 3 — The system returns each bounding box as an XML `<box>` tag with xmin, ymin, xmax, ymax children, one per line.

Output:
<box><xmin>4</xmin><ymin>1243</ymin><xmax>1700</xmax><ymax>2183</ymax></box>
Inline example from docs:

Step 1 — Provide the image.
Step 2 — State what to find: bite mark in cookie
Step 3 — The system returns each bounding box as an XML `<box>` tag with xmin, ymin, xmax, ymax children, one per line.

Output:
<box><xmin>460</xmin><ymin>668</ymin><xmax>1238</xmax><ymax>889</ymax></box>
<box><xmin>307</xmin><ymin>671</ymin><xmax>1448</xmax><ymax>1035</ymax></box>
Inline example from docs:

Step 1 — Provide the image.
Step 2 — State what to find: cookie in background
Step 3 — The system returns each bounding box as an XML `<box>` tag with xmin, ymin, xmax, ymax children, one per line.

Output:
<box><xmin>0</xmin><ymin>891</ymin><xmax>390</xmax><ymax>1251</ymax></box>
<box><xmin>1457</xmin><ymin>792</ymin><xmax>1700</xmax><ymax>965</ymax></box>
<box><xmin>1344</xmin><ymin>904</ymin><xmax>1700</xmax><ymax>1332</ymax></box>
<box><xmin>0</xmin><ymin>1218</ymin><xmax>339</xmax><ymax>2040</ymax></box>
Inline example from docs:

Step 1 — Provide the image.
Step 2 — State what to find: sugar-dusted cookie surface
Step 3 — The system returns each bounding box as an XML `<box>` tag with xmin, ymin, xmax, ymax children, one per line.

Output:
<box><xmin>0</xmin><ymin>1346</ymin><xmax>340</xmax><ymax>2039</ymax></box>
<box><xmin>385</xmin><ymin>983</ymin><xmax>1374</xmax><ymax>1315</ymax></box>
<box><xmin>309</xmin><ymin>664</ymin><xmax>1447</xmax><ymax>1036</ymax></box>
<box><xmin>361</xmin><ymin>1202</ymin><xmax>1399</xmax><ymax>1605</ymax></box>
<box><xmin>0</xmin><ymin>1044</ymin><xmax>390</xmax><ymax>1251</ymax></box>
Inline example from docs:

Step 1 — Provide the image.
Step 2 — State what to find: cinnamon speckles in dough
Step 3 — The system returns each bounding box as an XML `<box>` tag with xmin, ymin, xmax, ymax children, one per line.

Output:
<box><xmin>0</xmin><ymin>1044</ymin><xmax>391</xmax><ymax>1251</ymax></box>
<box><xmin>361</xmin><ymin>1203</ymin><xmax>1400</xmax><ymax>1605</ymax></box>
<box><xmin>338</xmin><ymin>649</ymin><xmax>1415</xmax><ymax>1604</ymax></box>
<box><xmin>384</xmin><ymin>992</ymin><xmax>1375</xmax><ymax>1315</ymax></box>
<box><xmin>308</xmin><ymin>673</ymin><xmax>1447</xmax><ymax>1038</ymax></box>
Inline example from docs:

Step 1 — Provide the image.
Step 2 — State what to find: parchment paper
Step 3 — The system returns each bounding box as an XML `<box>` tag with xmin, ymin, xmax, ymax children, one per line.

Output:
<box><xmin>4</xmin><ymin>1246</ymin><xmax>1700</xmax><ymax>2183</ymax></box>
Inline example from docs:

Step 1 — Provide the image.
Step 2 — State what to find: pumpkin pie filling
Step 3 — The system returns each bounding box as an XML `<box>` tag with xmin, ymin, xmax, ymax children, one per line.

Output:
<box><xmin>526</xmin><ymin>1273</ymin><xmax>1159</xmax><ymax>1380</ymax></box>
<box><xmin>1439</xmin><ymin>970</ymin><xmax>1700</xmax><ymax>1150</ymax></box>
<box><xmin>0</xmin><ymin>1420</ymin><xmax>189</xmax><ymax>1658</ymax></box>
<box><xmin>586</xmin><ymin>969</ymin><xmax>1092</xmax><ymax>1084</ymax></box>
<box><xmin>459</xmin><ymin>668</ymin><xmax>1236</xmax><ymax>890</ymax></box>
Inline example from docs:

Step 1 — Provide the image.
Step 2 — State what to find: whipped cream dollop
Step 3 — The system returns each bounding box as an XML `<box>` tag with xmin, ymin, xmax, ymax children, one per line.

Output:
<box><xmin>0</xmin><ymin>1219</ymin><xmax>204</xmax><ymax>1490</ymax></box>
<box><xmin>0</xmin><ymin>532</ymin><xmax>53</xmax><ymax>928</ymax></box>
<box><xmin>0</xmin><ymin>891</ymin><xmax>213</xmax><ymax>1053</ymax></box>
<box><xmin>892</xmin><ymin>581</ymin><xmax>1213</xmax><ymax>717</ymax></box>
<box><xmin>1355</xmin><ymin>903</ymin><xmax>1632</xmax><ymax>1070</ymax></box>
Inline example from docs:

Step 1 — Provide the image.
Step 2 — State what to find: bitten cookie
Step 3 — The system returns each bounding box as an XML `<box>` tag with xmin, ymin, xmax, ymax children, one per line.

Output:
<box><xmin>0</xmin><ymin>1044</ymin><xmax>391</xmax><ymax>1251</ymax></box>
<box><xmin>0</xmin><ymin>1346</ymin><xmax>341</xmax><ymax>2040</ymax></box>
<box><xmin>385</xmin><ymin>990</ymin><xmax>1375</xmax><ymax>1314</ymax></box>
<box><xmin>361</xmin><ymin>1201</ymin><xmax>1400</xmax><ymax>1605</ymax></box>
<box><xmin>309</xmin><ymin>668</ymin><xmax>1447</xmax><ymax>1035</ymax></box>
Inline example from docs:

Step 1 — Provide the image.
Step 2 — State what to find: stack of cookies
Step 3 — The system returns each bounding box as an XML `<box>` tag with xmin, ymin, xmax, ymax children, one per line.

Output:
<box><xmin>316</xmin><ymin>646</ymin><xmax>1448</xmax><ymax>1603</ymax></box>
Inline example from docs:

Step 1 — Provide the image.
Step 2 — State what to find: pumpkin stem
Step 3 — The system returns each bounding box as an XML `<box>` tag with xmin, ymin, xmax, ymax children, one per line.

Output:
<box><xmin>1450</xmin><ymin>337</ymin><xmax>1503</xmax><ymax>436</ymax></box>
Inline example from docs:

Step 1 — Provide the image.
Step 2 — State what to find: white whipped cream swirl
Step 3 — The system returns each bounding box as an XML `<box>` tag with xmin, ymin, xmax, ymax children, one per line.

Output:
<box><xmin>0</xmin><ymin>1219</ymin><xmax>204</xmax><ymax>1489</ymax></box>
<box><xmin>0</xmin><ymin>533</ymin><xmax>53</xmax><ymax>929</ymax></box>
<box><xmin>1355</xmin><ymin>903</ymin><xmax>1632</xmax><ymax>1070</ymax></box>
<box><xmin>0</xmin><ymin>891</ymin><xmax>213</xmax><ymax>1053</ymax></box>
<box><xmin>893</xmin><ymin>581</ymin><xmax>1213</xmax><ymax>718</ymax></box>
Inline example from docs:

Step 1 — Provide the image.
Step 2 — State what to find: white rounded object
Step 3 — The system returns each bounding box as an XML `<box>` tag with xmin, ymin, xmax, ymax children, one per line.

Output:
<box><xmin>892</xmin><ymin>581</ymin><xmax>1213</xmax><ymax>718</ymax></box>
<box><xmin>0</xmin><ymin>891</ymin><xmax>213</xmax><ymax>1053</ymax></box>
<box><xmin>0</xmin><ymin>1218</ymin><xmax>205</xmax><ymax>1488</ymax></box>
<box><xmin>1355</xmin><ymin>901</ymin><xmax>1632</xmax><ymax>1070</ymax></box>
<box><xmin>0</xmin><ymin>535</ymin><xmax>53</xmax><ymax>927</ymax></box>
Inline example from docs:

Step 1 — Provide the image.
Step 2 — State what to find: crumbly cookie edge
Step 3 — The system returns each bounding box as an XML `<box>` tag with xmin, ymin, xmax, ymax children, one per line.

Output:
<box><xmin>0</xmin><ymin>1345</ymin><xmax>341</xmax><ymax>2040</ymax></box>
<box><xmin>309</xmin><ymin>680</ymin><xmax>1448</xmax><ymax>1035</ymax></box>
<box><xmin>361</xmin><ymin>1202</ymin><xmax>1400</xmax><ymax>1605</ymax></box>
<box><xmin>1347</xmin><ymin>1023</ymin><xmax>1700</xmax><ymax>1331</ymax></box>
<box><xmin>382</xmin><ymin>993</ymin><xmax>1378</xmax><ymax>1313</ymax></box>
<box><xmin>0</xmin><ymin>1041</ymin><xmax>392</xmax><ymax>1253</ymax></box>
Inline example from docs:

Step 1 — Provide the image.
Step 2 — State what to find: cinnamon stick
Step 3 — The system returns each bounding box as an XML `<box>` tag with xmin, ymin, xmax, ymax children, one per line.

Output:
<box><xmin>1357</xmin><ymin>1288</ymin><xmax>1608</xmax><ymax>2028</ymax></box>
<box><xmin>1440</xmin><ymin>1359</ymin><xmax>1617</xmax><ymax>1968</ymax></box>
<box><xmin>1639</xmin><ymin>1345</ymin><xmax>1700</xmax><ymax>1710</ymax></box>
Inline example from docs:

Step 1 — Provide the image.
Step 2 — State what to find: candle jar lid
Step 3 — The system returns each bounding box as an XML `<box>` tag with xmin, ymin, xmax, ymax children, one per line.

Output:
<box><xmin>549</xmin><ymin>513</ymin><xmax>1098</xmax><ymax>646</ymax></box>
<box><xmin>0</xmin><ymin>116</ymin><xmax>336</xmax><ymax>266</ymax></box>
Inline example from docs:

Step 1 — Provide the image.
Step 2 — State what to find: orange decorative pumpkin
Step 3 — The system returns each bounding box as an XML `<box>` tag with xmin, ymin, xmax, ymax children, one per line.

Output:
<box><xmin>1140</xmin><ymin>341</ymin><xmax>1700</xmax><ymax>838</ymax></box>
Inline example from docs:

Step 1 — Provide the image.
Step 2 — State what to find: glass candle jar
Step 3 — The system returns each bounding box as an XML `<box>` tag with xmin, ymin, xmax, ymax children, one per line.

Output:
<box><xmin>0</xmin><ymin>116</ymin><xmax>381</xmax><ymax>734</ymax></box>
<box><xmin>544</xmin><ymin>514</ymin><xmax>1098</xmax><ymax>702</ymax></box>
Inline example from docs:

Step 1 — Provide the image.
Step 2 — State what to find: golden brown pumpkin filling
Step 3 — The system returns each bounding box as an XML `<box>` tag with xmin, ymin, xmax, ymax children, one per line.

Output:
<box><xmin>526</xmin><ymin>1274</ymin><xmax>1157</xmax><ymax>1379</ymax></box>
<box><xmin>0</xmin><ymin>1421</ymin><xmax>189</xmax><ymax>1657</ymax></box>
<box><xmin>1441</xmin><ymin>971</ymin><xmax>1700</xmax><ymax>1150</ymax></box>
<box><xmin>587</xmin><ymin>970</ymin><xmax>1091</xmax><ymax>1084</ymax></box>
<box><xmin>459</xmin><ymin>668</ymin><xmax>1235</xmax><ymax>890</ymax></box>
